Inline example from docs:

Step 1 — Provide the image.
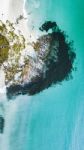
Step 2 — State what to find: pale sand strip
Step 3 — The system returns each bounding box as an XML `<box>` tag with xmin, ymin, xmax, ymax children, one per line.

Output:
<box><xmin>0</xmin><ymin>0</ymin><xmax>37</xmax><ymax>95</ymax></box>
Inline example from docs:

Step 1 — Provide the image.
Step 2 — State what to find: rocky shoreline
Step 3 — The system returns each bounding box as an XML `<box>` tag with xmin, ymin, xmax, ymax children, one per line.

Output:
<box><xmin>0</xmin><ymin>20</ymin><xmax>76</xmax><ymax>133</ymax></box>
<box><xmin>3</xmin><ymin>21</ymin><xmax>76</xmax><ymax>99</ymax></box>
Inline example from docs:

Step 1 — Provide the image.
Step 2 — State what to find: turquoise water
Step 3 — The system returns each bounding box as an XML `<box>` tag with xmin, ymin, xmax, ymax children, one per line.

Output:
<box><xmin>1</xmin><ymin>0</ymin><xmax>84</xmax><ymax>150</ymax></box>
<box><xmin>24</xmin><ymin>0</ymin><xmax>84</xmax><ymax>150</ymax></box>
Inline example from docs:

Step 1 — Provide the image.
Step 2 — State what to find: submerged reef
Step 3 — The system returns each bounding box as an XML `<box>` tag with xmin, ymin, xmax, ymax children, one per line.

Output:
<box><xmin>0</xmin><ymin>115</ymin><xmax>4</xmax><ymax>133</ymax></box>
<box><xmin>39</xmin><ymin>21</ymin><xmax>57</xmax><ymax>32</ymax></box>
<box><xmin>0</xmin><ymin>20</ymin><xmax>76</xmax><ymax>99</ymax></box>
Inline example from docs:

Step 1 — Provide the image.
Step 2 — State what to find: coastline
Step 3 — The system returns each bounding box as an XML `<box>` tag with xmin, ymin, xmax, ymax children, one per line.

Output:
<box><xmin>0</xmin><ymin>0</ymin><xmax>31</xmax><ymax>40</ymax></box>
<box><xmin>8</xmin><ymin>0</ymin><xmax>29</xmax><ymax>40</ymax></box>
<box><xmin>0</xmin><ymin>0</ymin><xmax>37</xmax><ymax>98</ymax></box>
<box><xmin>0</xmin><ymin>0</ymin><xmax>30</xmax><ymax>140</ymax></box>
<box><xmin>0</xmin><ymin>0</ymin><xmax>29</xmax><ymax>125</ymax></box>
<box><xmin>0</xmin><ymin>0</ymin><xmax>28</xmax><ymax>96</ymax></box>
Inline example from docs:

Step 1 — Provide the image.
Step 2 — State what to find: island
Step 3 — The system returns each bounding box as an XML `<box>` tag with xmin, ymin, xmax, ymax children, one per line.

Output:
<box><xmin>0</xmin><ymin>20</ymin><xmax>76</xmax><ymax>99</ymax></box>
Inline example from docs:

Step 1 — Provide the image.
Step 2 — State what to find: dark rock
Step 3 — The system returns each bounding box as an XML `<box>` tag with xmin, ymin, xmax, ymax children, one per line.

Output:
<box><xmin>39</xmin><ymin>21</ymin><xmax>57</xmax><ymax>32</ymax></box>
<box><xmin>0</xmin><ymin>116</ymin><xmax>4</xmax><ymax>133</ymax></box>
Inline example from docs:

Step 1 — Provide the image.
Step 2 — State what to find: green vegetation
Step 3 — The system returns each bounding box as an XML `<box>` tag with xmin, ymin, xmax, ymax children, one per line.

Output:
<box><xmin>0</xmin><ymin>34</ymin><xmax>9</xmax><ymax>65</ymax></box>
<box><xmin>0</xmin><ymin>20</ymin><xmax>26</xmax><ymax>58</ymax></box>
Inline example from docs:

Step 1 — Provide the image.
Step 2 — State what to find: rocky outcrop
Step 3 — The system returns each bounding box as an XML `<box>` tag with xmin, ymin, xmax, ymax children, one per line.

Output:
<box><xmin>39</xmin><ymin>21</ymin><xmax>57</xmax><ymax>32</ymax></box>
<box><xmin>0</xmin><ymin>20</ymin><xmax>76</xmax><ymax>99</ymax></box>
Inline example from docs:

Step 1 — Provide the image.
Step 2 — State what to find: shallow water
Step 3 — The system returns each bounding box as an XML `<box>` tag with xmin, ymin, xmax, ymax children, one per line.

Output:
<box><xmin>25</xmin><ymin>0</ymin><xmax>84</xmax><ymax>150</ymax></box>
<box><xmin>1</xmin><ymin>0</ymin><xmax>84</xmax><ymax>150</ymax></box>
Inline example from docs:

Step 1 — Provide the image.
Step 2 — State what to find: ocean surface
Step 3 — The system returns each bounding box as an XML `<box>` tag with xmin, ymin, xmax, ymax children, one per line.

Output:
<box><xmin>1</xmin><ymin>0</ymin><xmax>84</xmax><ymax>150</ymax></box>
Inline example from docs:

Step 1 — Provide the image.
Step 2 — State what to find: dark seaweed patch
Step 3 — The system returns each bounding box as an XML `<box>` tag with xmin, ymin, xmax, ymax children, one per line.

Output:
<box><xmin>39</xmin><ymin>21</ymin><xmax>57</xmax><ymax>32</ymax></box>
<box><xmin>0</xmin><ymin>116</ymin><xmax>5</xmax><ymax>133</ymax></box>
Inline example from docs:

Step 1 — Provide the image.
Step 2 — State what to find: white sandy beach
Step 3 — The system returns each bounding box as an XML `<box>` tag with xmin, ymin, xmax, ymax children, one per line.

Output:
<box><xmin>7</xmin><ymin>0</ymin><xmax>40</xmax><ymax>41</ymax></box>
<box><xmin>0</xmin><ymin>0</ymin><xmax>31</xmax><ymax>126</ymax></box>
<box><xmin>0</xmin><ymin>0</ymin><xmax>36</xmax><ymax>95</ymax></box>
<box><xmin>0</xmin><ymin>1</ymin><xmax>32</xmax><ymax>145</ymax></box>
<box><xmin>0</xmin><ymin>0</ymin><xmax>26</xmax><ymax>95</ymax></box>
<box><xmin>0</xmin><ymin>0</ymin><xmax>28</xmax><ymax>39</ymax></box>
